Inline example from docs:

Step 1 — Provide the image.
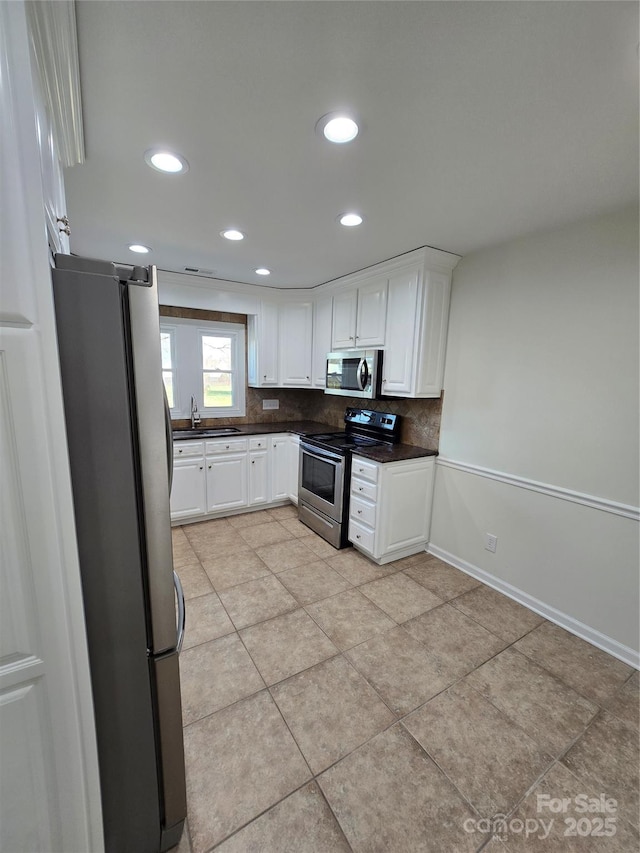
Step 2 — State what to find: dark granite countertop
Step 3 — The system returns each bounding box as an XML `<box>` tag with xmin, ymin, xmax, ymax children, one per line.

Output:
<box><xmin>352</xmin><ymin>444</ymin><xmax>438</xmax><ymax>463</ymax></box>
<box><xmin>172</xmin><ymin>420</ymin><xmax>333</xmax><ymax>440</ymax></box>
<box><xmin>172</xmin><ymin>421</ymin><xmax>438</xmax><ymax>462</ymax></box>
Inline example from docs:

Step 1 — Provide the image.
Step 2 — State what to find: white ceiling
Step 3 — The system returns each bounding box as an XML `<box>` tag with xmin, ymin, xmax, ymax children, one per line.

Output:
<box><xmin>65</xmin><ymin>1</ymin><xmax>638</xmax><ymax>289</ymax></box>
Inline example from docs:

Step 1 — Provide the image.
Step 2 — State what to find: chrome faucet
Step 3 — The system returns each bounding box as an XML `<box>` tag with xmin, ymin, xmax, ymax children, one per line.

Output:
<box><xmin>190</xmin><ymin>395</ymin><xmax>201</xmax><ymax>429</ymax></box>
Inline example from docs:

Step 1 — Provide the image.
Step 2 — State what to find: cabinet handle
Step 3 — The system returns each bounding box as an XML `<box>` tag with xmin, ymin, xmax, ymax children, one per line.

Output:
<box><xmin>357</xmin><ymin>509</ymin><xmax>362</xmax><ymax>514</ymax></box>
<box><xmin>263</xmin><ymin>374</ymin><xmax>267</xmax><ymax>379</ymax></box>
<box><xmin>349</xmin><ymin>335</ymin><xmax>354</xmax><ymax>340</ymax></box>
<box><xmin>199</xmin><ymin>466</ymin><xmax>203</xmax><ymax>470</ymax></box>
<box><xmin>356</xmin><ymin>534</ymin><xmax>361</xmax><ymax>540</ymax></box>
<box><xmin>358</xmin><ymin>486</ymin><xmax>363</xmax><ymax>491</ymax></box>
<box><xmin>306</xmin><ymin>376</ymin><xmax>310</xmax><ymax>380</ymax></box>
<box><xmin>251</xmin><ymin>460</ymin><xmax>255</xmax><ymax>465</ymax></box>
<box><xmin>178</xmin><ymin>449</ymin><xmax>183</xmax><ymax>453</ymax></box>
<box><xmin>208</xmin><ymin>465</ymin><xmax>212</xmax><ymax>469</ymax></box>
<box><xmin>226</xmin><ymin>445</ymin><xmax>230</xmax><ymax>449</ymax></box>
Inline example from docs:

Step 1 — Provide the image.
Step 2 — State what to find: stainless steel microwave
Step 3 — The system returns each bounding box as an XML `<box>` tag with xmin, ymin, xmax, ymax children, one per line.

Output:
<box><xmin>325</xmin><ymin>350</ymin><xmax>383</xmax><ymax>398</ymax></box>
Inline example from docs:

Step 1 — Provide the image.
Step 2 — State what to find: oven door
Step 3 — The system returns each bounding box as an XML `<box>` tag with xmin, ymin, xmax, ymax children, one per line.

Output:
<box><xmin>298</xmin><ymin>443</ymin><xmax>344</xmax><ymax>522</ymax></box>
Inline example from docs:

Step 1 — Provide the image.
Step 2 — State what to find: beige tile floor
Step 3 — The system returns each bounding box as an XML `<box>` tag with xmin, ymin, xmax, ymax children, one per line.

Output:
<box><xmin>172</xmin><ymin>507</ymin><xmax>639</xmax><ymax>853</ymax></box>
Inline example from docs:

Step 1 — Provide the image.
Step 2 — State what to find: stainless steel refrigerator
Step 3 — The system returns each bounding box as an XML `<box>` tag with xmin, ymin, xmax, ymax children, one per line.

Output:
<box><xmin>51</xmin><ymin>254</ymin><xmax>186</xmax><ymax>853</ymax></box>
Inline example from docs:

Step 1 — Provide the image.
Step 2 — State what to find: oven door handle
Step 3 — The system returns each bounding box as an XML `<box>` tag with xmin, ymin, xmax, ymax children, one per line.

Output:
<box><xmin>356</xmin><ymin>358</ymin><xmax>369</xmax><ymax>391</ymax></box>
<box><xmin>301</xmin><ymin>445</ymin><xmax>342</xmax><ymax>466</ymax></box>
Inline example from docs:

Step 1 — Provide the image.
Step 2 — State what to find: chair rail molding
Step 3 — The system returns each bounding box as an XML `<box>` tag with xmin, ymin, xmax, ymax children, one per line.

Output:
<box><xmin>436</xmin><ymin>457</ymin><xmax>640</xmax><ymax>522</ymax></box>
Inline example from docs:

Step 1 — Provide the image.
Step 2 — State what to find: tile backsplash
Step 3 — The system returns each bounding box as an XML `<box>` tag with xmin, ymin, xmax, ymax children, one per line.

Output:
<box><xmin>162</xmin><ymin>305</ymin><xmax>442</xmax><ymax>450</ymax></box>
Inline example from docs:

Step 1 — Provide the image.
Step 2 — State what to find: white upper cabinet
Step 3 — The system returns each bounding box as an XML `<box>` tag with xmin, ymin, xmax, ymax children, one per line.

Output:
<box><xmin>279</xmin><ymin>301</ymin><xmax>312</xmax><ymax>386</ymax></box>
<box><xmin>381</xmin><ymin>267</ymin><xmax>421</xmax><ymax>396</ymax></box>
<box><xmin>247</xmin><ymin>248</ymin><xmax>458</xmax><ymax>397</ymax></box>
<box><xmin>355</xmin><ymin>277</ymin><xmax>388</xmax><ymax>347</ymax></box>
<box><xmin>382</xmin><ymin>264</ymin><xmax>452</xmax><ymax>398</ymax></box>
<box><xmin>331</xmin><ymin>290</ymin><xmax>358</xmax><ymax>349</ymax></box>
<box><xmin>332</xmin><ymin>277</ymin><xmax>387</xmax><ymax>350</ymax></box>
<box><xmin>248</xmin><ymin>300</ymin><xmax>279</xmax><ymax>386</ymax></box>
<box><xmin>312</xmin><ymin>296</ymin><xmax>332</xmax><ymax>387</ymax></box>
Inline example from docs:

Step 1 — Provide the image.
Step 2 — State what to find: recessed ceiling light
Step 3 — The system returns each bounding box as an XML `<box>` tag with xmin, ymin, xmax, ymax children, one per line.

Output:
<box><xmin>255</xmin><ymin>268</ymin><xmax>271</xmax><ymax>276</ymax></box>
<box><xmin>144</xmin><ymin>148</ymin><xmax>189</xmax><ymax>174</ymax></box>
<box><xmin>129</xmin><ymin>243</ymin><xmax>151</xmax><ymax>253</ymax></box>
<box><xmin>338</xmin><ymin>213</ymin><xmax>363</xmax><ymax>227</ymax></box>
<box><xmin>316</xmin><ymin>112</ymin><xmax>359</xmax><ymax>144</ymax></box>
<box><xmin>221</xmin><ymin>229</ymin><xmax>245</xmax><ymax>241</ymax></box>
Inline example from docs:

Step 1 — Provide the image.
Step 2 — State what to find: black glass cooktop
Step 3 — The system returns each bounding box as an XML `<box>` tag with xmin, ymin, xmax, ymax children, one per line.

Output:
<box><xmin>303</xmin><ymin>432</ymin><xmax>385</xmax><ymax>453</ymax></box>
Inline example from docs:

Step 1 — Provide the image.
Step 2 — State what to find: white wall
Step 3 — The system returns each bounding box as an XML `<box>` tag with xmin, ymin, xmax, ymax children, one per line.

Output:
<box><xmin>431</xmin><ymin>206</ymin><xmax>639</xmax><ymax>662</ymax></box>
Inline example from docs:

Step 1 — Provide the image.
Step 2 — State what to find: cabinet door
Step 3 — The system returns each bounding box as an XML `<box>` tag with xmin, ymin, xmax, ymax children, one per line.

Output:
<box><xmin>381</xmin><ymin>268</ymin><xmax>420</xmax><ymax>395</ymax></box>
<box><xmin>414</xmin><ymin>270</ymin><xmax>452</xmax><ymax>397</ymax></box>
<box><xmin>331</xmin><ymin>290</ymin><xmax>358</xmax><ymax>350</ymax></box>
<box><xmin>356</xmin><ymin>277</ymin><xmax>387</xmax><ymax>347</ymax></box>
<box><xmin>312</xmin><ymin>296</ymin><xmax>332</xmax><ymax>387</ymax></box>
<box><xmin>248</xmin><ymin>451</ymin><xmax>269</xmax><ymax>506</ymax></box>
<box><xmin>248</xmin><ymin>301</ymin><xmax>278</xmax><ymax>386</ymax></box>
<box><xmin>206</xmin><ymin>453</ymin><xmax>248</xmax><ymax>512</ymax></box>
<box><xmin>279</xmin><ymin>301</ymin><xmax>313</xmax><ymax>386</ymax></box>
<box><xmin>270</xmin><ymin>436</ymin><xmax>289</xmax><ymax>501</ymax></box>
<box><xmin>287</xmin><ymin>435</ymin><xmax>300</xmax><ymax>503</ymax></box>
<box><xmin>378</xmin><ymin>460</ymin><xmax>434</xmax><ymax>557</ymax></box>
<box><xmin>170</xmin><ymin>459</ymin><xmax>206</xmax><ymax>520</ymax></box>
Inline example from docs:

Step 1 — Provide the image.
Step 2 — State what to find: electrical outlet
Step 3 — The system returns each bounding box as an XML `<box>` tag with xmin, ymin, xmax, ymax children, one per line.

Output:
<box><xmin>262</xmin><ymin>399</ymin><xmax>279</xmax><ymax>410</ymax></box>
<box><xmin>485</xmin><ymin>533</ymin><xmax>498</xmax><ymax>553</ymax></box>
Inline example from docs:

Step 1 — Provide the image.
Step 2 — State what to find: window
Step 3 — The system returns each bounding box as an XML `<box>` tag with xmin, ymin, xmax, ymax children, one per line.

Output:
<box><xmin>160</xmin><ymin>328</ymin><xmax>176</xmax><ymax>408</ymax></box>
<box><xmin>159</xmin><ymin>317</ymin><xmax>245</xmax><ymax>418</ymax></box>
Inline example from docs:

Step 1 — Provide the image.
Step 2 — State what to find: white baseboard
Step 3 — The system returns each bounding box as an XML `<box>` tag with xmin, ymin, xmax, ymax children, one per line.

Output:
<box><xmin>427</xmin><ymin>544</ymin><xmax>640</xmax><ymax>671</ymax></box>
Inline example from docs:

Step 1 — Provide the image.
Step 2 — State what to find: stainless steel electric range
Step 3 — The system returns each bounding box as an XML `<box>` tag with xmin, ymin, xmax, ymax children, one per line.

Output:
<box><xmin>298</xmin><ymin>408</ymin><xmax>401</xmax><ymax>548</ymax></box>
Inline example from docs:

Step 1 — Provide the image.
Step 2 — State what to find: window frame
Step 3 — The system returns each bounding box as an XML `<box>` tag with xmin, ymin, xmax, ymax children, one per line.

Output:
<box><xmin>159</xmin><ymin>325</ymin><xmax>178</xmax><ymax>410</ymax></box>
<box><xmin>159</xmin><ymin>317</ymin><xmax>246</xmax><ymax>419</ymax></box>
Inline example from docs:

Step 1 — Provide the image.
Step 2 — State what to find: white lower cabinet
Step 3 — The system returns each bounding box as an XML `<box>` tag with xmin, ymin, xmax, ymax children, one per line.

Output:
<box><xmin>249</xmin><ymin>450</ymin><xmax>269</xmax><ymax>506</ymax></box>
<box><xmin>270</xmin><ymin>435</ymin><xmax>289</xmax><ymax>502</ymax></box>
<box><xmin>171</xmin><ymin>433</ymin><xmax>298</xmax><ymax>523</ymax></box>
<box><xmin>288</xmin><ymin>435</ymin><xmax>300</xmax><ymax>503</ymax></box>
<box><xmin>207</xmin><ymin>453</ymin><xmax>248</xmax><ymax>512</ymax></box>
<box><xmin>348</xmin><ymin>454</ymin><xmax>435</xmax><ymax>564</ymax></box>
<box><xmin>171</xmin><ymin>443</ymin><xmax>207</xmax><ymax>520</ymax></box>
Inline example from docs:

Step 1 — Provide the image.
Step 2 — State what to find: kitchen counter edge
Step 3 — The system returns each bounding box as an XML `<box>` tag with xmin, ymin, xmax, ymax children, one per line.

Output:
<box><xmin>172</xmin><ymin>421</ymin><xmax>438</xmax><ymax>462</ymax></box>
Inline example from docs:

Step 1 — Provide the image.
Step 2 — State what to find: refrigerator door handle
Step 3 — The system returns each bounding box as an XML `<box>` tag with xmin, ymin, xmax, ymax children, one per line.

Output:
<box><xmin>173</xmin><ymin>571</ymin><xmax>185</xmax><ymax>653</ymax></box>
<box><xmin>164</xmin><ymin>385</ymin><xmax>174</xmax><ymax>494</ymax></box>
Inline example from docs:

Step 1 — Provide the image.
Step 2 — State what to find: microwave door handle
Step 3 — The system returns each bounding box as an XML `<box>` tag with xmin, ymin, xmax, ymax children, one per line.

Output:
<box><xmin>357</xmin><ymin>358</ymin><xmax>368</xmax><ymax>391</ymax></box>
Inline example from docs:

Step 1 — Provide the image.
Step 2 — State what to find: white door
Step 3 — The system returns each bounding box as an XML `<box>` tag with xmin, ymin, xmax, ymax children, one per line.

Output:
<box><xmin>170</xmin><ymin>459</ymin><xmax>207</xmax><ymax>520</ymax></box>
<box><xmin>287</xmin><ymin>435</ymin><xmax>300</xmax><ymax>503</ymax></box>
<box><xmin>312</xmin><ymin>296</ymin><xmax>333</xmax><ymax>387</ymax></box>
<box><xmin>270</xmin><ymin>436</ymin><xmax>289</xmax><ymax>501</ymax></box>
<box><xmin>207</xmin><ymin>454</ymin><xmax>248</xmax><ymax>511</ymax></box>
<box><xmin>0</xmin><ymin>4</ymin><xmax>102</xmax><ymax>851</ymax></box>
<box><xmin>248</xmin><ymin>451</ymin><xmax>269</xmax><ymax>505</ymax></box>
<box><xmin>331</xmin><ymin>290</ymin><xmax>358</xmax><ymax>350</ymax></box>
<box><xmin>381</xmin><ymin>268</ymin><xmax>420</xmax><ymax>395</ymax></box>
<box><xmin>356</xmin><ymin>277</ymin><xmax>387</xmax><ymax>347</ymax></box>
<box><xmin>279</xmin><ymin>301</ymin><xmax>313</xmax><ymax>386</ymax></box>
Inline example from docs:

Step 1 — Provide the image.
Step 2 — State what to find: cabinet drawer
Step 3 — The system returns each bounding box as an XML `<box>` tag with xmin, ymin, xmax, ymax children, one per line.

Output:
<box><xmin>173</xmin><ymin>441</ymin><xmax>204</xmax><ymax>458</ymax></box>
<box><xmin>351</xmin><ymin>457</ymin><xmax>378</xmax><ymax>483</ymax></box>
<box><xmin>349</xmin><ymin>518</ymin><xmax>375</xmax><ymax>553</ymax></box>
<box><xmin>206</xmin><ymin>438</ymin><xmax>248</xmax><ymax>454</ymax></box>
<box><xmin>249</xmin><ymin>436</ymin><xmax>268</xmax><ymax>451</ymax></box>
<box><xmin>351</xmin><ymin>478</ymin><xmax>378</xmax><ymax>502</ymax></box>
<box><xmin>349</xmin><ymin>494</ymin><xmax>376</xmax><ymax>527</ymax></box>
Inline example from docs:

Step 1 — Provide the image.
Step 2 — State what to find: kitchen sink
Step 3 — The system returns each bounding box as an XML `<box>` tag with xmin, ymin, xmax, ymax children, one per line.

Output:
<box><xmin>172</xmin><ymin>427</ymin><xmax>241</xmax><ymax>438</ymax></box>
